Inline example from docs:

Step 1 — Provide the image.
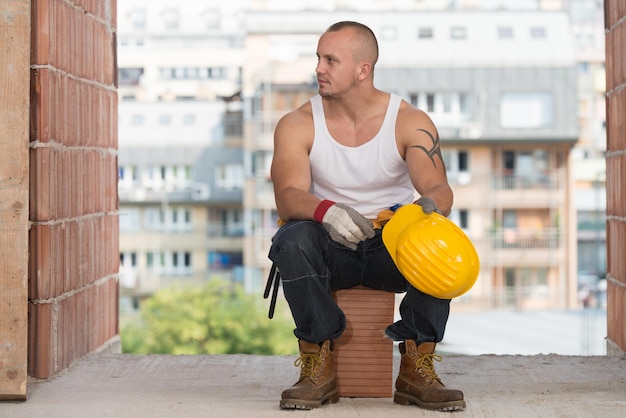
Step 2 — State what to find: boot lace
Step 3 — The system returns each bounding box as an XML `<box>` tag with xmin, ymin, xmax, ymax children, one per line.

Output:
<box><xmin>414</xmin><ymin>353</ymin><xmax>443</xmax><ymax>384</ymax></box>
<box><xmin>294</xmin><ymin>353</ymin><xmax>322</xmax><ymax>378</ymax></box>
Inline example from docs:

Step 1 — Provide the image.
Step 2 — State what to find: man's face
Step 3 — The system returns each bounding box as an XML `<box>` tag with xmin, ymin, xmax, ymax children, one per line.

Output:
<box><xmin>315</xmin><ymin>29</ymin><xmax>358</xmax><ymax>97</ymax></box>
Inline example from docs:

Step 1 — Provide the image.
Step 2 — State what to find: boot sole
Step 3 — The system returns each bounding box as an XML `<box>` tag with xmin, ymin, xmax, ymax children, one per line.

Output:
<box><xmin>394</xmin><ymin>391</ymin><xmax>466</xmax><ymax>412</ymax></box>
<box><xmin>280</xmin><ymin>389</ymin><xmax>340</xmax><ymax>410</ymax></box>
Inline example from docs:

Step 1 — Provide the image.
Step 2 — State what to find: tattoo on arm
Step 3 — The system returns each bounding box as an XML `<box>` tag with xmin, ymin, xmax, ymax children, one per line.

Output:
<box><xmin>410</xmin><ymin>129</ymin><xmax>443</xmax><ymax>168</ymax></box>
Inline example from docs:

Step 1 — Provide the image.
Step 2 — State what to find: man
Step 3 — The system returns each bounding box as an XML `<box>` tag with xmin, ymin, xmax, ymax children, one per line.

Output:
<box><xmin>268</xmin><ymin>21</ymin><xmax>465</xmax><ymax>412</ymax></box>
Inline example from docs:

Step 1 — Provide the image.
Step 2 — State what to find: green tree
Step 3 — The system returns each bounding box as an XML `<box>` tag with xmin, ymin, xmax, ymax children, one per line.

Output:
<box><xmin>120</xmin><ymin>279</ymin><xmax>297</xmax><ymax>355</ymax></box>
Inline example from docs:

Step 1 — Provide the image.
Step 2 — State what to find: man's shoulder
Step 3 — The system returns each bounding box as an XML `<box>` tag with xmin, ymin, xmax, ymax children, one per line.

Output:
<box><xmin>397</xmin><ymin>100</ymin><xmax>435</xmax><ymax>126</ymax></box>
<box><xmin>278</xmin><ymin>100</ymin><xmax>314</xmax><ymax>126</ymax></box>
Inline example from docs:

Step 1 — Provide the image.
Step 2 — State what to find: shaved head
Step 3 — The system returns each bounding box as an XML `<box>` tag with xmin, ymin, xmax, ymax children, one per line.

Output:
<box><xmin>325</xmin><ymin>21</ymin><xmax>379</xmax><ymax>67</ymax></box>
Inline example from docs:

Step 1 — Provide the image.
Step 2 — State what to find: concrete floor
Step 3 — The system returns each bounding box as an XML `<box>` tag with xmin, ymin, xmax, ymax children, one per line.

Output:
<box><xmin>3</xmin><ymin>352</ymin><xmax>626</xmax><ymax>418</ymax></box>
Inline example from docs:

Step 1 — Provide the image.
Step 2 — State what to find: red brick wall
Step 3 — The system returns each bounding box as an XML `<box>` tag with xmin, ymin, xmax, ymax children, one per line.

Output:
<box><xmin>28</xmin><ymin>0</ymin><xmax>119</xmax><ymax>379</ymax></box>
<box><xmin>605</xmin><ymin>0</ymin><xmax>626</xmax><ymax>354</ymax></box>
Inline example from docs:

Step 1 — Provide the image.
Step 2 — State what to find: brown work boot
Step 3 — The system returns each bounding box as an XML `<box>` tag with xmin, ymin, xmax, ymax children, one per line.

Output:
<box><xmin>394</xmin><ymin>340</ymin><xmax>466</xmax><ymax>411</ymax></box>
<box><xmin>280</xmin><ymin>339</ymin><xmax>339</xmax><ymax>410</ymax></box>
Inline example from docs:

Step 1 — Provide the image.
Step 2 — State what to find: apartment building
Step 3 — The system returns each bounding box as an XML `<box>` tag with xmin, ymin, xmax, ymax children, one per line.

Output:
<box><xmin>117</xmin><ymin>1</ymin><xmax>246</xmax><ymax>307</ymax></box>
<box><xmin>117</xmin><ymin>1</ymin><xmax>596</xmax><ymax>312</ymax></box>
<box><xmin>242</xmin><ymin>9</ymin><xmax>580</xmax><ymax>310</ymax></box>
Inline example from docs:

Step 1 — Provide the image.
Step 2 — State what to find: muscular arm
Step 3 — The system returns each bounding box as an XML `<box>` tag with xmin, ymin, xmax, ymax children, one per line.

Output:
<box><xmin>398</xmin><ymin>104</ymin><xmax>453</xmax><ymax>216</ymax></box>
<box><xmin>270</xmin><ymin>104</ymin><xmax>320</xmax><ymax>221</ymax></box>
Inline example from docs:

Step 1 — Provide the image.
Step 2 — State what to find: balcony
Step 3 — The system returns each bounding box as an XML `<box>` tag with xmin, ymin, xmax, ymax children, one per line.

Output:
<box><xmin>489</xmin><ymin>172</ymin><xmax>564</xmax><ymax>208</ymax></box>
<box><xmin>244</xmin><ymin>113</ymin><xmax>283</xmax><ymax>150</ymax></box>
<box><xmin>245</xmin><ymin>178</ymin><xmax>275</xmax><ymax>209</ymax></box>
<box><xmin>485</xmin><ymin>228</ymin><xmax>562</xmax><ymax>265</ymax></box>
<box><xmin>118</xmin><ymin>183</ymin><xmax>212</xmax><ymax>203</ymax></box>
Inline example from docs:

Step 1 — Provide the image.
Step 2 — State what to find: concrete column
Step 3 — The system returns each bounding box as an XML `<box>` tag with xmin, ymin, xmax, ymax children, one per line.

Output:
<box><xmin>0</xmin><ymin>0</ymin><xmax>30</xmax><ymax>401</ymax></box>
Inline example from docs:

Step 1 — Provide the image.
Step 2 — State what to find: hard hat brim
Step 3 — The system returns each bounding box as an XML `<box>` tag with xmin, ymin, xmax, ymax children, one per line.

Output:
<box><xmin>382</xmin><ymin>204</ymin><xmax>423</xmax><ymax>263</ymax></box>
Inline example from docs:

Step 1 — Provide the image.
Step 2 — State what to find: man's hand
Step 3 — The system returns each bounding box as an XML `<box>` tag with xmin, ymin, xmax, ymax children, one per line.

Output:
<box><xmin>415</xmin><ymin>196</ymin><xmax>441</xmax><ymax>215</ymax></box>
<box><xmin>314</xmin><ymin>200</ymin><xmax>375</xmax><ymax>250</ymax></box>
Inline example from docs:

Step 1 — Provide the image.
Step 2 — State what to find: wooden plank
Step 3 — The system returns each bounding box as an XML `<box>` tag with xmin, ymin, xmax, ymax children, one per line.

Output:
<box><xmin>0</xmin><ymin>0</ymin><xmax>31</xmax><ymax>400</ymax></box>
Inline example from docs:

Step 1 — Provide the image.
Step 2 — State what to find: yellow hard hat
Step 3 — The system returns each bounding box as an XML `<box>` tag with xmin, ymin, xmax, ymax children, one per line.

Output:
<box><xmin>382</xmin><ymin>204</ymin><xmax>479</xmax><ymax>299</ymax></box>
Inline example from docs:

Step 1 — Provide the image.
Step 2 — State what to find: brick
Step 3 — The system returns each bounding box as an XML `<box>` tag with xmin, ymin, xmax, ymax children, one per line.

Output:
<box><xmin>28</xmin><ymin>225</ymin><xmax>54</xmax><ymax>300</ymax></box>
<box><xmin>606</xmin><ymin>153</ymin><xmax>625</xmax><ymax>219</ymax></box>
<box><xmin>333</xmin><ymin>287</ymin><xmax>395</xmax><ymax>398</ymax></box>
<box><xmin>29</xmin><ymin>147</ymin><xmax>51</xmax><ymax>220</ymax></box>
<box><xmin>31</xmin><ymin>0</ymin><xmax>51</xmax><ymax>64</ymax></box>
<box><xmin>605</xmin><ymin>21</ymin><xmax>626</xmax><ymax>91</ymax></box>
<box><xmin>607</xmin><ymin>279</ymin><xmax>625</xmax><ymax>351</ymax></box>
<box><xmin>605</xmin><ymin>0</ymin><xmax>626</xmax><ymax>31</ymax></box>
<box><xmin>606</xmin><ymin>88</ymin><xmax>626</xmax><ymax>152</ymax></box>
<box><xmin>607</xmin><ymin>219</ymin><xmax>626</xmax><ymax>285</ymax></box>
<box><xmin>28</xmin><ymin>302</ymin><xmax>54</xmax><ymax>379</ymax></box>
<box><xmin>30</xmin><ymin>69</ymin><xmax>52</xmax><ymax>143</ymax></box>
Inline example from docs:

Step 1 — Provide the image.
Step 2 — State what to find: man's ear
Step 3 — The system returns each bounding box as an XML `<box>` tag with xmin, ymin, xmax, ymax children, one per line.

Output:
<box><xmin>357</xmin><ymin>62</ymin><xmax>372</xmax><ymax>80</ymax></box>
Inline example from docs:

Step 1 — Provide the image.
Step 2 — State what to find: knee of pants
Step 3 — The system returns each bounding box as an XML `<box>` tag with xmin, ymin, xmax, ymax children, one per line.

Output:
<box><xmin>269</xmin><ymin>221</ymin><xmax>327</xmax><ymax>261</ymax></box>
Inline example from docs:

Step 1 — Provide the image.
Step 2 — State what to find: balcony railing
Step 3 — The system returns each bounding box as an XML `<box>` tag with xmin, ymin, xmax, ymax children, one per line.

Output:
<box><xmin>492</xmin><ymin>172</ymin><xmax>560</xmax><ymax>190</ymax></box>
<box><xmin>490</xmin><ymin>228</ymin><xmax>560</xmax><ymax>249</ymax></box>
<box><xmin>247</xmin><ymin>112</ymin><xmax>283</xmax><ymax>149</ymax></box>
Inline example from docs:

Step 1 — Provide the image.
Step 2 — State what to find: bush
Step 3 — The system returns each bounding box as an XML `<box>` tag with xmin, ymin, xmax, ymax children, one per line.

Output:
<box><xmin>120</xmin><ymin>279</ymin><xmax>298</xmax><ymax>355</ymax></box>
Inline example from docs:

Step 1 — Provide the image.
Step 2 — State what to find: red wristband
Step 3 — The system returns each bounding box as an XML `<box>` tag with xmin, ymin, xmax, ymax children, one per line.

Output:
<box><xmin>314</xmin><ymin>200</ymin><xmax>335</xmax><ymax>223</ymax></box>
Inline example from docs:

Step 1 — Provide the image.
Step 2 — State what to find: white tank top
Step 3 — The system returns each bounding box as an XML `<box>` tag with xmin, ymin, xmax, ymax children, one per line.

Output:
<box><xmin>309</xmin><ymin>93</ymin><xmax>415</xmax><ymax>219</ymax></box>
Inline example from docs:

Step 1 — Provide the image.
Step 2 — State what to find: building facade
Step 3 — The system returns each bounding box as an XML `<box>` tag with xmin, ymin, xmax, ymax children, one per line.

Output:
<box><xmin>117</xmin><ymin>1</ymin><xmax>600</xmax><ymax>312</ymax></box>
<box><xmin>117</xmin><ymin>1</ymin><xmax>246</xmax><ymax>308</ymax></box>
<box><xmin>242</xmin><ymin>9</ymin><xmax>580</xmax><ymax>310</ymax></box>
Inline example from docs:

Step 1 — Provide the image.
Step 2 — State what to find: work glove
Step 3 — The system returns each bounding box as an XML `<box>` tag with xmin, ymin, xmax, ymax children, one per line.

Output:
<box><xmin>314</xmin><ymin>200</ymin><xmax>375</xmax><ymax>250</ymax></box>
<box><xmin>414</xmin><ymin>196</ymin><xmax>441</xmax><ymax>215</ymax></box>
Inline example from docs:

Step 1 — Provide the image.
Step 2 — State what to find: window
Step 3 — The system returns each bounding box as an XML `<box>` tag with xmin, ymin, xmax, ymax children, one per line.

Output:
<box><xmin>118</xmin><ymin>165</ymin><xmax>138</xmax><ymax>188</ymax></box>
<box><xmin>503</xmin><ymin>150</ymin><xmax>516</xmax><ymax>173</ymax></box>
<box><xmin>381</xmin><ymin>26</ymin><xmax>398</xmax><ymax>41</ymax></box>
<box><xmin>426</xmin><ymin>93</ymin><xmax>435</xmax><ymax>112</ymax></box>
<box><xmin>450</xmin><ymin>209</ymin><xmax>469</xmax><ymax>231</ymax></box>
<box><xmin>131</xmin><ymin>114</ymin><xmax>144</xmax><ymax>126</ymax></box>
<box><xmin>159</xmin><ymin>114</ymin><xmax>171</xmax><ymax>125</ymax></box>
<box><xmin>183</xmin><ymin>114</ymin><xmax>196</xmax><ymax>125</ymax></box>
<box><xmin>458</xmin><ymin>151</ymin><xmax>468</xmax><ymax>171</ymax></box>
<box><xmin>120</xmin><ymin>252</ymin><xmax>137</xmax><ymax>268</ymax></box>
<box><xmin>530</xmin><ymin>26</ymin><xmax>546</xmax><ymax>39</ymax></box>
<box><xmin>118</xmin><ymin>68</ymin><xmax>144</xmax><ymax>85</ymax></box>
<box><xmin>503</xmin><ymin>210</ymin><xmax>517</xmax><ymax>228</ymax></box>
<box><xmin>497</xmin><ymin>26</ymin><xmax>514</xmax><ymax>39</ymax></box>
<box><xmin>161</xmin><ymin>9</ymin><xmax>179</xmax><ymax>30</ymax></box>
<box><xmin>129</xmin><ymin>9</ymin><xmax>146</xmax><ymax>30</ymax></box>
<box><xmin>459</xmin><ymin>93</ymin><xmax>468</xmax><ymax>114</ymax></box>
<box><xmin>418</xmin><ymin>27</ymin><xmax>433</xmax><ymax>39</ymax></box>
<box><xmin>157</xmin><ymin>251</ymin><xmax>192</xmax><ymax>276</ymax></box>
<box><xmin>145</xmin><ymin>206</ymin><xmax>192</xmax><ymax>232</ymax></box>
<box><xmin>459</xmin><ymin>210</ymin><xmax>468</xmax><ymax>229</ymax></box>
<box><xmin>450</xmin><ymin>26</ymin><xmax>466</xmax><ymax>39</ymax></box>
<box><xmin>216</xmin><ymin>164</ymin><xmax>244</xmax><ymax>190</ymax></box>
<box><xmin>203</xmin><ymin>9</ymin><xmax>220</xmax><ymax>29</ymax></box>
<box><xmin>224</xmin><ymin>111</ymin><xmax>243</xmax><ymax>137</ymax></box>
<box><xmin>500</xmin><ymin>93</ymin><xmax>553</xmax><ymax>128</ymax></box>
<box><xmin>119</xmin><ymin>208</ymin><xmax>140</xmax><ymax>232</ymax></box>
<box><xmin>208</xmin><ymin>251</ymin><xmax>243</xmax><ymax>268</ymax></box>
<box><xmin>410</xmin><ymin>92</ymin><xmax>471</xmax><ymax>126</ymax></box>
<box><xmin>443</xmin><ymin>94</ymin><xmax>452</xmax><ymax>113</ymax></box>
<box><xmin>442</xmin><ymin>149</ymin><xmax>470</xmax><ymax>185</ymax></box>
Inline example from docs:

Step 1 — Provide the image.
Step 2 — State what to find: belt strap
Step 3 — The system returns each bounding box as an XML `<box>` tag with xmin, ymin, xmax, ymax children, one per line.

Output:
<box><xmin>263</xmin><ymin>262</ymin><xmax>281</xmax><ymax>319</ymax></box>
